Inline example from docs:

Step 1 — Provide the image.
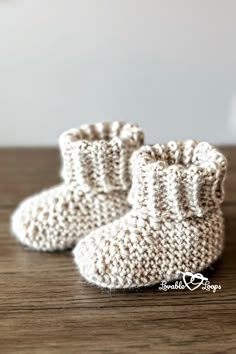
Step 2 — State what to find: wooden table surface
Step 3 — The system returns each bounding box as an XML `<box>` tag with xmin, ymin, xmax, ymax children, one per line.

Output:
<box><xmin>0</xmin><ymin>147</ymin><xmax>236</xmax><ymax>354</ymax></box>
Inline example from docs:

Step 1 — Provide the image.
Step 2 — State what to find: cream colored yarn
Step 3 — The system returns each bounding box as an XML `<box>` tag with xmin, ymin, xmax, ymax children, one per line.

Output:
<box><xmin>11</xmin><ymin>121</ymin><xmax>144</xmax><ymax>251</ymax></box>
<box><xmin>74</xmin><ymin>140</ymin><xmax>227</xmax><ymax>289</ymax></box>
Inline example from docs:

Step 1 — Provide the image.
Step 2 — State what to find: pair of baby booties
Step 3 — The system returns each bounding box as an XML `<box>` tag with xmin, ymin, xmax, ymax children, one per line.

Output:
<box><xmin>11</xmin><ymin>121</ymin><xmax>227</xmax><ymax>289</ymax></box>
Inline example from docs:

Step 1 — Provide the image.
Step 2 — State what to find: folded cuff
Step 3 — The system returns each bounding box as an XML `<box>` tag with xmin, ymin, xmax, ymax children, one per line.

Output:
<box><xmin>59</xmin><ymin>121</ymin><xmax>144</xmax><ymax>192</ymax></box>
<box><xmin>129</xmin><ymin>140</ymin><xmax>227</xmax><ymax>219</ymax></box>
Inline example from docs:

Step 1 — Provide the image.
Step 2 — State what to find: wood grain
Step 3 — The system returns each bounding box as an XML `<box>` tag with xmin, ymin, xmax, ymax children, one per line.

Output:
<box><xmin>0</xmin><ymin>147</ymin><xmax>236</xmax><ymax>354</ymax></box>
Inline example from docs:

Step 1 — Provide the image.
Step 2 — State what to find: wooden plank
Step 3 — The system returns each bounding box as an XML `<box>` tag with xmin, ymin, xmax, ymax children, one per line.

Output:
<box><xmin>0</xmin><ymin>148</ymin><xmax>60</xmax><ymax>207</ymax></box>
<box><xmin>0</xmin><ymin>147</ymin><xmax>236</xmax><ymax>353</ymax></box>
<box><xmin>0</xmin><ymin>205</ymin><xmax>236</xmax><ymax>354</ymax></box>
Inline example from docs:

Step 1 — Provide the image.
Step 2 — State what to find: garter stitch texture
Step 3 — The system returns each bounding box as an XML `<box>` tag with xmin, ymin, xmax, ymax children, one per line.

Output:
<box><xmin>11</xmin><ymin>121</ymin><xmax>144</xmax><ymax>251</ymax></box>
<box><xmin>74</xmin><ymin>141</ymin><xmax>227</xmax><ymax>289</ymax></box>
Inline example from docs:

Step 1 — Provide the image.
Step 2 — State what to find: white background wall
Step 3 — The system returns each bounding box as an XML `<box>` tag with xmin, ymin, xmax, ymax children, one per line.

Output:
<box><xmin>0</xmin><ymin>0</ymin><xmax>236</xmax><ymax>146</ymax></box>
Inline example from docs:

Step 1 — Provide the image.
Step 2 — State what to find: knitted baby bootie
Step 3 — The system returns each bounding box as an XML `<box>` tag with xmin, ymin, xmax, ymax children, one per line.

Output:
<box><xmin>74</xmin><ymin>141</ymin><xmax>227</xmax><ymax>288</ymax></box>
<box><xmin>11</xmin><ymin>121</ymin><xmax>144</xmax><ymax>251</ymax></box>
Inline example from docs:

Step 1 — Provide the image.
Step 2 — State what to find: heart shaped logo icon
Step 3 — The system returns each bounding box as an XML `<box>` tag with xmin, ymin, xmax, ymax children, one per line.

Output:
<box><xmin>182</xmin><ymin>272</ymin><xmax>208</xmax><ymax>291</ymax></box>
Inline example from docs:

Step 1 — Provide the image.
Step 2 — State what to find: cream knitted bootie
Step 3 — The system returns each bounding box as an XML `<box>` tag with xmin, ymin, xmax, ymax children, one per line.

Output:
<box><xmin>74</xmin><ymin>141</ymin><xmax>227</xmax><ymax>288</ymax></box>
<box><xmin>12</xmin><ymin>122</ymin><xmax>144</xmax><ymax>251</ymax></box>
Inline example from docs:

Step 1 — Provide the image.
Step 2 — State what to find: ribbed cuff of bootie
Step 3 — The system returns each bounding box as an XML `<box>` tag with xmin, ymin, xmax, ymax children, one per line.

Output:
<box><xmin>129</xmin><ymin>140</ymin><xmax>227</xmax><ymax>219</ymax></box>
<box><xmin>59</xmin><ymin>121</ymin><xmax>144</xmax><ymax>193</ymax></box>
